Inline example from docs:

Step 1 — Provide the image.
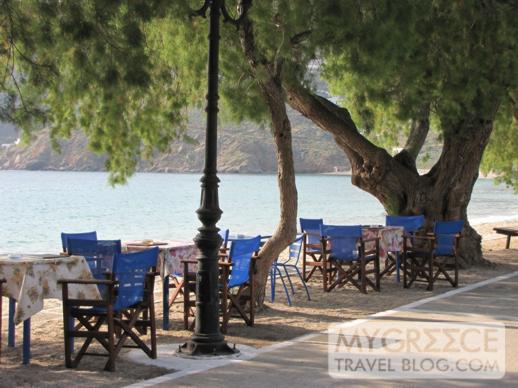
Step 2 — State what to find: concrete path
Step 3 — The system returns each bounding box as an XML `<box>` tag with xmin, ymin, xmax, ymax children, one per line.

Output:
<box><xmin>129</xmin><ymin>271</ymin><xmax>518</xmax><ymax>388</ymax></box>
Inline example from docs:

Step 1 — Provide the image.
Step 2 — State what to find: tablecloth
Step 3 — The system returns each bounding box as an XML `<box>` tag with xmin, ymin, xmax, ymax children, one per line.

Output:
<box><xmin>362</xmin><ymin>226</ymin><xmax>404</xmax><ymax>260</ymax></box>
<box><xmin>0</xmin><ymin>254</ymin><xmax>100</xmax><ymax>324</ymax></box>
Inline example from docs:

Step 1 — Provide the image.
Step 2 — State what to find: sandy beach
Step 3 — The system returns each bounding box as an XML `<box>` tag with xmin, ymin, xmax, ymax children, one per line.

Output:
<box><xmin>1</xmin><ymin>221</ymin><xmax>517</xmax><ymax>387</ymax></box>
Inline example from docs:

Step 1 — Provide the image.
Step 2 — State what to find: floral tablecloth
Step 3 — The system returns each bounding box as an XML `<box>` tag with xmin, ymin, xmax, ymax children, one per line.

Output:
<box><xmin>0</xmin><ymin>254</ymin><xmax>100</xmax><ymax>325</ymax></box>
<box><xmin>125</xmin><ymin>241</ymin><xmax>198</xmax><ymax>279</ymax></box>
<box><xmin>158</xmin><ymin>242</ymin><xmax>198</xmax><ymax>278</ymax></box>
<box><xmin>362</xmin><ymin>226</ymin><xmax>404</xmax><ymax>260</ymax></box>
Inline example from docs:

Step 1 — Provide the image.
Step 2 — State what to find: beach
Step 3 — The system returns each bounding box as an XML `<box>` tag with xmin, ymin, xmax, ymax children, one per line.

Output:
<box><xmin>1</xmin><ymin>220</ymin><xmax>517</xmax><ymax>386</ymax></box>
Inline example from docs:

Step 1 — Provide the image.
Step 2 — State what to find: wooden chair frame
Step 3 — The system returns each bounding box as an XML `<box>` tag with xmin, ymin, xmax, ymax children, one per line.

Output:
<box><xmin>302</xmin><ymin>232</ymin><xmax>339</xmax><ymax>292</ymax></box>
<box><xmin>380</xmin><ymin>252</ymin><xmax>398</xmax><ymax>278</ymax></box>
<box><xmin>302</xmin><ymin>231</ymin><xmax>329</xmax><ymax>284</ymax></box>
<box><xmin>59</xmin><ymin>272</ymin><xmax>157</xmax><ymax>371</ymax></box>
<box><xmin>403</xmin><ymin>234</ymin><xmax>460</xmax><ymax>291</ymax></box>
<box><xmin>323</xmin><ymin>237</ymin><xmax>380</xmax><ymax>293</ymax></box>
<box><xmin>181</xmin><ymin>255</ymin><xmax>256</xmax><ymax>334</ymax></box>
<box><xmin>221</xmin><ymin>257</ymin><xmax>256</xmax><ymax>333</ymax></box>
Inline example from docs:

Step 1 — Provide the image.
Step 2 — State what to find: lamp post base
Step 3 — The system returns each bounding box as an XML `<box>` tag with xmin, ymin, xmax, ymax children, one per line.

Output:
<box><xmin>178</xmin><ymin>339</ymin><xmax>238</xmax><ymax>357</ymax></box>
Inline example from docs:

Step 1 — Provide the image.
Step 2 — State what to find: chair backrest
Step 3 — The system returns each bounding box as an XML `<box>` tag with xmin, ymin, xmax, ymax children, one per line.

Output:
<box><xmin>67</xmin><ymin>239</ymin><xmax>122</xmax><ymax>279</ymax></box>
<box><xmin>219</xmin><ymin>229</ymin><xmax>230</xmax><ymax>250</ymax></box>
<box><xmin>228</xmin><ymin>236</ymin><xmax>261</xmax><ymax>288</ymax></box>
<box><xmin>112</xmin><ymin>247</ymin><xmax>159</xmax><ymax>311</ymax></box>
<box><xmin>61</xmin><ymin>231</ymin><xmax>97</xmax><ymax>252</ymax></box>
<box><xmin>288</xmin><ymin>235</ymin><xmax>304</xmax><ymax>265</ymax></box>
<box><xmin>434</xmin><ymin>220</ymin><xmax>464</xmax><ymax>256</ymax></box>
<box><xmin>321</xmin><ymin>225</ymin><xmax>362</xmax><ymax>261</ymax></box>
<box><xmin>300</xmin><ymin>218</ymin><xmax>324</xmax><ymax>245</ymax></box>
<box><xmin>386</xmin><ymin>215</ymin><xmax>425</xmax><ymax>234</ymax></box>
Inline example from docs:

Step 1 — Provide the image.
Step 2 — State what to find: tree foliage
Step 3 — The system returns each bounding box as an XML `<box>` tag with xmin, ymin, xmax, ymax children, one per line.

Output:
<box><xmin>1</xmin><ymin>0</ymin><xmax>204</xmax><ymax>183</ymax></box>
<box><xmin>1</xmin><ymin>0</ymin><xmax>517</xmax><ymax>188</ymax></box>
<box><xmin>319</xmin><ymin>1</ymin><xmax>517</xmax><ymax>131</ymax></box>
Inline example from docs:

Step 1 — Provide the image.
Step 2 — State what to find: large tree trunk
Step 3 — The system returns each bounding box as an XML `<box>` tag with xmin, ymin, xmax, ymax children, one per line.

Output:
<box><xmin>238</xmin><ymin>4</ymin><xmax>298</xmax><ymax>306</ymax></box>
<box><xmin>287</xmin><ymin>85</ymin><xmax>494</xmax><ymax>266</ymax></box>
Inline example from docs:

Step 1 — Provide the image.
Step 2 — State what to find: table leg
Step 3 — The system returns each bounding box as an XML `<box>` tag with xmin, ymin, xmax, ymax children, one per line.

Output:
<box><xmin>162</xmin><ymin>275</ymin><xmax>169</xmax><ymax>330</ymax></box>
<box><xmin>8</xmin><ymin>298</ymin><xmax>15</xmax><ymax>347</ymax></box>
<box><xmin>506</xmin><ymin>236</ymin><xmax>511</xmax><ymax>249</ymax></box>
<box><xmin>396</xmin><ymin>252</ymin><xmax>401</xmax><ymax>283</ymax></box>
<box><xmin>23</xmin><ymin>318</ymin><xmax>30</xmax><ymax>365</ymax></box>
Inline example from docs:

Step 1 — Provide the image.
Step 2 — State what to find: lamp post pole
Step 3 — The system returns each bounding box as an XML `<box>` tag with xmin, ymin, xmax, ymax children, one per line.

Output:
<box><xmin>179</xmin><ymin>0</ymin><xmax>235</xmax><ymax>356</ymax></box>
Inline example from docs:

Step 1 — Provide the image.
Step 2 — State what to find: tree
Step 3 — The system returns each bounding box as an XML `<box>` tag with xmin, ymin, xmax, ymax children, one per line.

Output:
<box><xmin>0</xmin><ymin>0</ymin><xmax>297</xmax><ymax>303</ymax></box>
<box><xmin>233</xmin><ymin>0</ymin><xmax>518</xmax><ymax>266</ymax></box>
<box><xmin>3</xmin><ymin>1</ymin><xmax>517</xmax><ymax>302</ymax></box>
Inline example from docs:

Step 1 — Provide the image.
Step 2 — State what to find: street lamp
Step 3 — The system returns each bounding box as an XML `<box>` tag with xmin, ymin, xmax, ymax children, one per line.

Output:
<box><xmin>179</xmin><ymin>0</ymin><xmax>247</xmax><ymax>356</ymax></box>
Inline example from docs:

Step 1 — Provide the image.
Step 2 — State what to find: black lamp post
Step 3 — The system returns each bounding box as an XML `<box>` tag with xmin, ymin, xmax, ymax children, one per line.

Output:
<box><xmin>179</xmin><ymin>0</ymin><xmax>246</xmax><ymax>356</ymax></box>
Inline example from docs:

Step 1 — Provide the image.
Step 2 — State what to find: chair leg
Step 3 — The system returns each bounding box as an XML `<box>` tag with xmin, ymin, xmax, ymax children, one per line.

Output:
<box><xmin>403</xmin><ymin>252</ymin><xmax>408</xmax><ymax>288</ymax></box>
<box><xmin>426</xmin><ymin>254</ymin><xmax>434</xmax><ymax>291</ymax></box>
<box><xmin>323</xmin><ymin>256</ymin><xmax>328</xmax><ymax>292</ymax></box>
<box><xmin>249</xmin><ymin>276</ymin><xmax>255</xmax><ymax>327</ymax></box>
<box><xmin>104</xmin><ymin>307</ymin><xmax>116</xmax><ymax>372</ymax></box>
<box><xmin>162</xmin><ymin>275</ymin><xmax>170</xmax><ymax>330</ymax></box>
<box><xmin>360</xmin><ymin>259</ymin><xmax>367</xmax><ymax>294</ymax></box>
<box><xmin>284</xmin><ymin>269</ymin><xmax>296</xmax><ymax>295</ymax></box>
<box><xmin>375</xmin><ymin>257</ymin><xmax>381</xmax><ymax>291</ymax></box>
<box><xmin>396</xmin><ymin>252</ymin><xmax>401</xmax><ymax>283</ymax></box>
<box><xmin>63</xmin><ymin>312</ymin><xmax>73</xmax><ymax>368</ymax></box>
<box><xmin>270</xmin><ymin>266</ymin><xmax>276</xmax><ymax>303</ymax></box>
<box><xmin>276</xmin><ymin>267</ymin><xmax>292</xmax><ymax>306</ymax></box>
<box><xmin>294</xmin><ymin>266</ymin><xmax>311</xmax><ymax>301</ymax></box>
<box><xmin>149</xmin><ymin>297</ymin><xmax>157</xmax><ymax>359</ymax></box>
<box><xmin>302</xmin><ymin>250</ymin><xmax>307</xmax><ymax>282</ymax></box>
<box><xmin>454</xmin><ymin>256</ymin><xmax>459</xmax><ymax>287</ymax></box>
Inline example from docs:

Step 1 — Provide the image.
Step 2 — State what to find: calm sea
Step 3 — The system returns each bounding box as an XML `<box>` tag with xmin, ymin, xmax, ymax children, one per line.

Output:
<box><xmin>0</xmin><ymin>170</ymin><xmax>517</xmax><ymax>253</ymax></box>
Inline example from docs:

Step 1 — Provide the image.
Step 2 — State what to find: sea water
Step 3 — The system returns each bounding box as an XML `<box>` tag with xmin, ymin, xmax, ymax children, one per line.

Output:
<box><xmin>0</xmin><ymin>170</ymin><xmax>516</xmax><ymax>253</ymax></box>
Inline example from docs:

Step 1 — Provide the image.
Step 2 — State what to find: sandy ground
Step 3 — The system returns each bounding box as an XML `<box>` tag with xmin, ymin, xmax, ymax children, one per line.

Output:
<box><xmin>1</xmin><ymin>221</ymin><xmax>517</xmax><ymax>387</ymax></box>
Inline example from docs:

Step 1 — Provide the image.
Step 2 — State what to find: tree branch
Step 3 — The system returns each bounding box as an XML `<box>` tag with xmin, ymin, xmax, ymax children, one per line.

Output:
<box><xmin>285</xmin><ymin>84</ymin><xmax>385</xmax><ymax>162</ymax></box>
<box><xmin>290</xmin><ymin>30</ymin><xmax>311</xmax><ymax>46</ymax></box>
<box><xmin>403</xmin><ymin>108</ymin><xmax>430</xmax><ymax>160</ymax></box>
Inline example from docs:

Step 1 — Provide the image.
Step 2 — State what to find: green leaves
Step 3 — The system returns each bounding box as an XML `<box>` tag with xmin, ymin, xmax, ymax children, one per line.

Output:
<box><xmin>1</xmin><ymin>0</ymin><xmax>200</xmax><ymax>184</ymax></box>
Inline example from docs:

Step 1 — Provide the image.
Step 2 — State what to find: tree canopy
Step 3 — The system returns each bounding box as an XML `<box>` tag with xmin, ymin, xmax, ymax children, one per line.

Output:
<box><xmin>1</xmin><ymin>0</ymin><xmax>206</xmax><ymax>183</ymax></box>
<box><xmin>1</xmin><ymin>0</ymin><xmax>517</xmax><ymax>188</ymax></box>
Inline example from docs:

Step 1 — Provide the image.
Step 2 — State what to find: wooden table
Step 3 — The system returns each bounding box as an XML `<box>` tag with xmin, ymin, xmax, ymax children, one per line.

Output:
<box><xmin>493</xmin><ymin>227</ymin><xmax>518</xmax><ymax>249</ymax></box>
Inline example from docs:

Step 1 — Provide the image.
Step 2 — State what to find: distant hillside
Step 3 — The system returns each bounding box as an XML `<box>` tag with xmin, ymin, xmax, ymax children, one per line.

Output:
<box><xmin>0</xmin><ymin>109</ymin><xmax>350</xmax><ymax>174</ymax></box>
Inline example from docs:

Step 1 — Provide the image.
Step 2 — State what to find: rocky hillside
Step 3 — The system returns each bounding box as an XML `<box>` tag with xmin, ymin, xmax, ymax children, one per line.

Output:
<box><xmin>0</xmin><ymin>109</ymin><xmax>349</xmax><ymax>174</ymax></box>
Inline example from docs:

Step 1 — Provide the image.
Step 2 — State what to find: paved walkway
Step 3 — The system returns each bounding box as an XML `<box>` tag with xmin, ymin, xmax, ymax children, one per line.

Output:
<box><xmin>128</xmin><ymin>271</ymin><xmax>518</xmax><ymax>388</ymax></box>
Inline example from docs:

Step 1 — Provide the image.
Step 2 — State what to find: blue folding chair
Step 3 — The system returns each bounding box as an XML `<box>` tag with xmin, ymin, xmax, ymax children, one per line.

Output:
<box><xmin>300</xmin><ymin>218</ymin><xmax>326</xmax><ymax>284</ymax></box>
<box><xmin>67</xmin><ymin>239</ymin><xmax>121</xmax><ymax>281</ymax></box>
<box><xmin>321</xmin><ymin>225</ymin><xmax>380</xmax><ymax>293</ymax></box>
<box><xmin>386</xmin><ymin>215</ymin><xmax>425</xmax><ymax>233</ymax></box>
<box><xmin>221</xmin><ymin>236</ymin><xmax>261</xmax><ymax>332</ymax></box>
<box><xmin>61</xmin><ymin>231</ymin><xmax>97</xmax><ymax>253</ymax></box>
<box><xmin>384</xmin><ymin>215</ymin><xmax>425</xmax><ymax>281</ymax></box>
<box><xmin>270</xmin><ymin>235</ymin><xmax>311</xmax><ymax>306</ymax></box>
<box><xmin>403</xmin><ymin>220</ymin><xmax>464</xmax><ymax>290</ymax></box>
<box><xmin>60</xmin><ymin>247</ymin><xmax>159</xmax><ymax>371</ymax></box>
